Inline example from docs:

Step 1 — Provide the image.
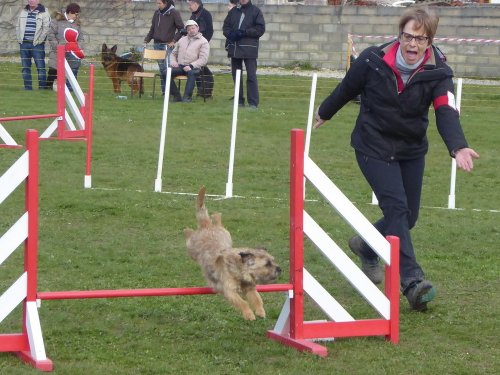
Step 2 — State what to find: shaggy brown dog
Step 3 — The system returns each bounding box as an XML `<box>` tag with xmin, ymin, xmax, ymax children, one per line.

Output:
<box><xmin>184</xmin><ymin>186</ymin><xmax>281</xmax><ymax>320</ymax></box>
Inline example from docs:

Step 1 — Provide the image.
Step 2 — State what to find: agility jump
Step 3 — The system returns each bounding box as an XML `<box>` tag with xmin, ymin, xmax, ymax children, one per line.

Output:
<box><xmin>0</xmin><ymin>45</ymin><xmax>94</xmax><ymax>188</ymax></box>
<box><xmin>1</xmin><ymin>129</ymin><xmax>399</xmax><ymax>371</ymax></box>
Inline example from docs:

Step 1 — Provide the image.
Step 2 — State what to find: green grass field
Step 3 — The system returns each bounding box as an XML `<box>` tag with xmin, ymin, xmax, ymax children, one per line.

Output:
<box><xmin>0</xmin><ymin>62</ymin><xmax>499</xmax><ymax>374</ymax></box>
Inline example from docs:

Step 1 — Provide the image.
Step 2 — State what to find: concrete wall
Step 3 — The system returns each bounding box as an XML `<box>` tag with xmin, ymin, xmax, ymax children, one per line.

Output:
<box><xmin>1</xmin><ymin>0</ymin><xmax>499</xmax><ymax>77</ymax></box>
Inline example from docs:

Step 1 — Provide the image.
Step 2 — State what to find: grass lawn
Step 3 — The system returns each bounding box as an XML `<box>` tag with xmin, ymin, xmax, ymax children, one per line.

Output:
<box><xmin>0</xmin><ymin>62</ymin><xmax>499</xmax><ymax>374</ymax></box>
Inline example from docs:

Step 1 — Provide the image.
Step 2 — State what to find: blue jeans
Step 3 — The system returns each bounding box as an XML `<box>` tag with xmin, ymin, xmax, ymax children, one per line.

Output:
<box><xmin>355</xmin><ymin>151</ymin><xmax>426</xmax><ymax>290</ymax></box>
<box><xmin>153</xmin><ymin>43</ymin><xmax>172</xmax><ymax>94</ymax></box>
<box><xmin>20</xmin><ymin>42</ymin><xmax>46</xmax><ymax>90</ymax></box>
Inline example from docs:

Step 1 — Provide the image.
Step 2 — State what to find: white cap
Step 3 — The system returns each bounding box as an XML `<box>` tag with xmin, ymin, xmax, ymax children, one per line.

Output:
<box><xmin>185</xmin><ymin>20</ymin><xmax>198</xmax><ymax>27</ymax></box>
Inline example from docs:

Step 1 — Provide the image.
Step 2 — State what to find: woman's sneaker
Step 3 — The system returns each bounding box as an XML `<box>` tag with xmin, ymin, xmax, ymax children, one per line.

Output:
<box><xmin>348</xmin><ymin>236</ymin><xmax>384</xmax><ymax>284</ymax></box>
<box><xmin>404</xmin><ymin>280</ymin><xmax>436</xmax><ymax>312</ymax></box>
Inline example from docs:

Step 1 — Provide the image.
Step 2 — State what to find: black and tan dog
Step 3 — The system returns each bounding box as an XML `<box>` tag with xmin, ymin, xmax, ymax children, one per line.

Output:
<box><xmin>184</xmin><ymin>187</ymin><xmax>282</xmax><ymax>320</ymax></box>
<box><xmin>101</xmin><ymin>43</ymin><xmax>143</xmax><ymax>95</ymax></box>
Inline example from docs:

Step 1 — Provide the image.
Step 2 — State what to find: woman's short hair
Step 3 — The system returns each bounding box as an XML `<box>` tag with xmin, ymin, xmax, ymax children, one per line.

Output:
<box><xmin>66</xmin><ymin>3</ymin><xmax>81</xmax><ymax>14</ymax></box>
<box><xmin>399</xmin><ymin>7</ymin><xmax>439</xmax><ymax>44</ymax></box>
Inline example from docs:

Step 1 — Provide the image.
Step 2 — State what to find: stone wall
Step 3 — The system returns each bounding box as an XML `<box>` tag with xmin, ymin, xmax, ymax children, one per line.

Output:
<box><xmin>1</xmin><ymin>0</ymin><xmax>499</xmax><ymax>77</ymax></box>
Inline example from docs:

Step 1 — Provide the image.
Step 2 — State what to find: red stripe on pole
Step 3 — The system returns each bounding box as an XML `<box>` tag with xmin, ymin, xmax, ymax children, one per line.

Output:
<box><xmin>56</xmin><ymin>45</ymin><xmax>66</xmax><ymax>139</ymax></box>
<box><xmin>25</xmin><ymin>130</ymin><xmax>39</xmax><ymax>303</ymax></box>
<box><xmin>290</xmin><ymin>129</ymin><xmax>305</xmax><ymax>339</ymax></box>
<box><xmin>0</xmin><ymin>114</ymin><xmax>60</xmax><ymax>122</ymax></box>
<box><xmin>386</xmin><ymin>235</ymin><xmax>400</xmax><ymax>344</ymax></box>
<box><xmin>37</xmin><ymin>284</ymin><xmax>293</xmax><ymax>301</ymax></box>
<box><xmin>85</xmin><ymin>64</ymin><xmax>95</xmax><ymax>177</ymax></box>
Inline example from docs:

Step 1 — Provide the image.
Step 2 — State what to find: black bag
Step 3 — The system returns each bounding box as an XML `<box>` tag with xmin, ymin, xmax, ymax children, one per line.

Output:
<box><xmin>196</xmin><ymin>66</ymin><xmax>214</xmax><ymax>98</ymax></box>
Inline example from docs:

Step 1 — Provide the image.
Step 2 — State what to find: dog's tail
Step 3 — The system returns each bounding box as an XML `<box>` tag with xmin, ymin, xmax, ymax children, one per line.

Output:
<box><xmin>196</xmin><ymin>186</ymin><xmax>211</xmax><ymax>228</ymax></box>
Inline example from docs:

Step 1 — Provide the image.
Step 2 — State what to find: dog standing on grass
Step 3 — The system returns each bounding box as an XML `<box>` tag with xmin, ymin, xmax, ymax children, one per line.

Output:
<box><xmin>184</xmin><ymin>186</ymin><xmax>282</xmax><ymax>321</ymax></box>
<box><xmin>101</xmin><ymin>43</ymin><xmax>143</xmax><ymax>95</ymax></box>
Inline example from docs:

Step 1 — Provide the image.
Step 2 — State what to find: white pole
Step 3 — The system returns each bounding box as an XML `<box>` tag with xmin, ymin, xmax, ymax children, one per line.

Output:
<box><xmin>448</xmin><ymin>78</ymin><xmax>463</xmax><ymax>209</ymax></box>
<box><xmin>154</xmin><ymin>67</ymin><xmax>172</xmax><ymax>192</ymax></box>
<box><xmin>225</xmin><ymin>69</ymin><xmax>242</xmax><ymax>198</ymax></box>
<box><xmin>304</xmin><ymin>73</ymin><xmax>317</xmax><ymax>198</ymax></box>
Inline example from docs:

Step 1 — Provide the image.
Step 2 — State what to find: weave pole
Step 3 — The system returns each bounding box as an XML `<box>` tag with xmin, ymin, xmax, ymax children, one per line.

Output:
<box><xmin>154</xmin><ymin>67</ymin><xmax>173</xmax><ymax>192</ymax></box>
<box><xmin>268</xmin><ymin>129</ymin><xmax>400</xmax><ymax>356</ymax></box>
<box><xmin>225</xmin><ymin>69</ymin><xmax>242</xmax><ymax>198</ymax></box>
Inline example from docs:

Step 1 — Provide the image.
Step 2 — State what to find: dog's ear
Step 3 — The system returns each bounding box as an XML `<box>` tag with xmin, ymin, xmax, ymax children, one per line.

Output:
<box><xmin>102</xmin><ymin>43</ymin><xmax>107</xmax><ymax>51</ymax></box>
<box><xmin>111</xmin><ymin>45</ymin><xmax>118</xmax><ymax>54</ymax></box>
<box><xmin>239</xmin><ymin>252</ymin><xmax>255</xmax><ymax>266</ymax></box>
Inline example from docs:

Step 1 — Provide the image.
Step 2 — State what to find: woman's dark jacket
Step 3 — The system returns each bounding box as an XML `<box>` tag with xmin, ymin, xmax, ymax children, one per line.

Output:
<box><xmin>318</xmin><ymin>41</ymin><xmax>468</xmax><ymax>162</ymax></box>
<box><xmin>190</xmin><ymin>5</ymin><xmax>213</xmax><ymax>42</ymax></box>
<box><xmin>223</xmin><ymin>1</ymin><xmax>265</xmax><ymax>59</ymax></box>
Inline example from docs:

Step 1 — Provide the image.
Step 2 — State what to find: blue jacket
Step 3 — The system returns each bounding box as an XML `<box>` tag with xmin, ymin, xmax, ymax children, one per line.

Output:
<box><xmin>318</xmin><ymin>41</ymin><xmax>468</xmax><ymax>161</ymax></box>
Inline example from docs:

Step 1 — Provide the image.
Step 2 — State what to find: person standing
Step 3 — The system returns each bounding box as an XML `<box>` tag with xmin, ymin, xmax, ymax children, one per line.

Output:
<box><xmin>144</xmin><ymin>0</ymin><xmax>184</xmax><ymax>95</ymax></box>
<box><xmin>16</xmin><ymin>0</ymin><xmax>51</xmax><ymax>90</ymax></box>
<box><xmin>46</xmin><ymin>3</ymin><xmax>84</xmax><ymax>91</ymax></box>
<box><xmin>188</xmin><ymin>0</ymin><xmax>214</xmax><ymax>98</ymax></box>
<box><xmin>314</xmin><ymin>7</ymin><xmax>479</xmax><ymax>312</ymax></box>
<box><xmin>223</xmin><ymin>0</ymin><xmax>265</xmax><ymax>109</ymax></box>
<box><xmin>227</xmin><ymin>0</ymin><xmax>238</xmax><ymax>12</ymax></box>
<box><xmin>187</xmin><ymin>0</ymin><xmax>213</xmax><ymax>42</ymax></box>
<box><xmin>169</xmin><ymin>20</ymin><xmax>209</xmax><ymax>103</ymax></box>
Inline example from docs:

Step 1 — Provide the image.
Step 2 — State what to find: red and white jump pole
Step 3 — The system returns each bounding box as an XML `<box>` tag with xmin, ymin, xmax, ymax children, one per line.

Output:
<box><xmin>2</xmin><ymin>130</ymin><xmax>399</xmax><ymax>371</ymax></box>
<box><xmin>0</xmin><ymin>130</ymin><xmax>53</xmax><ymax>371</ymax></box>
<box><xmin>0</xmin><ymin>45</ymin><xmax>94</xmax><ymax>188</ymax></box>
<box><xmin>267</xmin><ymin>129</ymin><xmax>400</xmax><ymax>356</ymax></box>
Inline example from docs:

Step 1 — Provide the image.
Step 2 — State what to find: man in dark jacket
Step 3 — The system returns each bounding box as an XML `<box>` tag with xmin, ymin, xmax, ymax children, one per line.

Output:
<box><xmin>144</xmin><ymin>0</ymin><xmax>184</xmax><ymax>95</ymax></box>
<box><xmin>223</xmin><ymin>0</ymin><xmax>265</xmax><ymax>108</ymax></box>
<box><xmin>315</xmin><ymin>7</ymin><xmax>479</xmax><ymax>312</ymax></box>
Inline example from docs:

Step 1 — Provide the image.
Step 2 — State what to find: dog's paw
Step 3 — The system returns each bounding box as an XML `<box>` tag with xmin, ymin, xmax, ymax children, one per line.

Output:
<box><xmin>243</xmin><ymin>310</ymin><xmax>256</xmax><ymax>321</ymax></box>
<box><xmin>255</xmin><ymin>307</ymin><xmax>266</xmax><ymax>319</ymax></box>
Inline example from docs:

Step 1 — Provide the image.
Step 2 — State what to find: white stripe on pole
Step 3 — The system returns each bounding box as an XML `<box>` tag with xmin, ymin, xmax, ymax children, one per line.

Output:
<box><xmin>225</xmin><ymin>69</ymin><xmax>242</xmax><ymax>198</ymax></box>
<box><xmin>0</xmin><ymin>122</ymin><xmax>18</xmax><ymax>146</ymax></box>
<box><xmin>154</xmin><ymin>67</ymin><xmax>172</xmax><ymax>192</ymax></box>
<box><xmin>448</xmin><ymin>78</ymin><xmax>462</xmax><ymax>209</ymax></box>
<box><xmin>303</xmin><ymin>73</ymin><xmax>317</xmax><ymax>198</ymax></box>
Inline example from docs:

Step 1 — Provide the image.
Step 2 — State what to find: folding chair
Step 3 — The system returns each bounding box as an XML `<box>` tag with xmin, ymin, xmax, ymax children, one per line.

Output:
<box><xmin>132</xmin><ymin>48</ymin><xmax>166</xmax><ymax>99</ymax></box>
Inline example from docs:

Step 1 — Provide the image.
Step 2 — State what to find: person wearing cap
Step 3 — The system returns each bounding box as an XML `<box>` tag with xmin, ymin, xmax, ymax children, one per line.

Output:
<box><xmin>144</xmin><ymin>0</ymin><xmax>184</xmax><ymax>95</ymax></box>
<box><xmin>169</xmin><ymin>20</ymin><xmax>209</xmax><ymax>103</ymax></box>
<box><xmin>223</xmin><ymin>0</ymin><xmax>265</xmax><ymax>109</ymax></box>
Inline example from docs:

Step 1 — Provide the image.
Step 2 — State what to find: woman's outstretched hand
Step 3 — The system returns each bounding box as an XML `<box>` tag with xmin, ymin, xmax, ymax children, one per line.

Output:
<box><xmin>455</xmin><ymin>148</ymin><xmax>480</xmax><ymax>172</ymax></box>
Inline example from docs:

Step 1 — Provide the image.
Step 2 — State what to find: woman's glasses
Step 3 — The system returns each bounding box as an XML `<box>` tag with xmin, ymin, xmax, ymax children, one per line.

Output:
<box><xmin>400</xmin><ymin>32</ymin><xmax>429</xmax><ymax>45</ymax></box>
